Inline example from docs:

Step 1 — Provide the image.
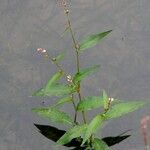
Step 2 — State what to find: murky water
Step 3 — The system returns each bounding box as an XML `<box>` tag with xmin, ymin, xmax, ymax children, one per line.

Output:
<box><xmin>0</xmin><ymin>0</ymin><xmax>150</xmax><ymax>149</ymax></box>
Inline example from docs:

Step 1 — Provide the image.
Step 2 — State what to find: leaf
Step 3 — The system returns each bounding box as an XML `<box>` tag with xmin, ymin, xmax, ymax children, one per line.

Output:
<box><xmin>77</xmin><ymin>96</ymin><xmax>104</xmax><ymax>111</ymax></box>
<box><xmin>54</xmin><ymin>97</ymin><xmax>72</xmax><ymax>107</ymax></box>
<box><xmin>103</xmin><ymin>90</ymin><xmax>109</xmax><ymax>110</ymax></box>
<box><xmin>45</xmin><ymin>71</ymin><xmax>63</xmax><ymax>93</ymax></box>
<box><xmin>92</xmin><ymin>138</ymin><xmax>109</xmax><ymax>150</ymax></box>
<box><xmin>57</xmin><ymin>124</ymin><xmax>87</xmax><ymax>145</ymax></box>
<box><xmin>45</xmin><ymin>84</ymin><xmax>75</xmax><ymax>96</ymax></box>
<box><xmin>32</xmin><ymin>88</ymin><xmax>45</xmax><ymax>97</ymax></box>
<box><xmin>33</xmin><ymin>84</ymin><xmax>76</xmax><ymax>97</ymax></box>
<box><xmin>32</xmin><ymin>107</ymin><xmax>73</xmax><ymax>125</ymax></box>
<box><xmin>73</xmin><ymin>65</ymin><xmax>100</xmax><ymax>83</ymax></box>
<box><xmin>55</xmin><ymin>53</ymin><xmax>65</xmax><ymax>62</ymax></box>
<box><xmin>79</xmin><ymin>30</ymin><xmax>112</xmax><ymax>51</ymax></box>
<box><xmin>81</xmin><ymin>114</ymin><xmax>105</xmax><ymax>145</ymax></box>
<box><xmin>34</xmin><ymin>124</ymin><xmax>130</xmax><ymax>148</ymax></box>
<box><xmin>105</xmin><ymin>101</ymin><xmax>145</xmax><ymax>119</ymax></box>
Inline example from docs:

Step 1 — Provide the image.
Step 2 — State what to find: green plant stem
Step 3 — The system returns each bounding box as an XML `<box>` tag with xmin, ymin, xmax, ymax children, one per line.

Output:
<box><xmin>65</xmin><ymin>13</ymin><xmax>87</xmax><ymax>123</ymax></box>
<box><xmin>45</xmin><ymin>52</ymin><xmax>79</xmax><ymax>122</ymax></box>
<box><xmin>70</xmin><ymin>94</ymin><xmax>77</xmax><ymax>123</ymax></box>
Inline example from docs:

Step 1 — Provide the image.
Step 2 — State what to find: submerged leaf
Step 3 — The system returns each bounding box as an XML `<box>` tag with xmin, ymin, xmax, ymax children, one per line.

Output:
<box><xmin>77</xmin><ymin>96</ymin><xmax>103</xmax><ymax>111</ymax></box>
<box><xmin>79</xmin><ymin>30</ymin><xmax>112</xmax><ymax>51</ymax></box>
<box><xmin>32</xmin><ymin>107</ymin><xmax>73</xmax><ymax>125</ymax></box>
<box><xmin>57</xmin><ymin>124</ymin><xmax>87</xmax><ymax>145</ymax></box>
<box><xmin>105</xmin><ymin>101</ymin><xmax>145</xmax><ymax>119</ymax></box>
<box><xmin>73</xmin><ymin>65</ymin><xmax>100</xmax><ymax>83</ymax></box>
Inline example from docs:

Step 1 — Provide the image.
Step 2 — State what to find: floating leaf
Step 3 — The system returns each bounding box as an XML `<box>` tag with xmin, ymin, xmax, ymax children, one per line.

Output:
<box><xmin>92</xmin><ymin>138</ymin><xmax>109</xmax><ymax>150</ymax></box>
<box><xmin>81</xmin><ymin>114</ymin><xmax>105</xmax><ymax>145</ymax></box>
<box><xmin>57</xmin><ymin>124</ymin><xmax>87</xmax><ymax>145</ymax></box>
<box><xmin>105</xmin><ymin>101</ymin><xmax>145</xmax><ymax>119</ymax></box>
<box><xmin>32</xmin><ymin>107</ymin><xmax>73</xmax><ymax>125</ymax></box>
<box><xmin>79</xmin><ymin>30</ymin><xmax>112</xmax><ymax>51</ymax></box>
<box><xmin>73</xmin><ymin>65</ymin><xmax>100</xmax><ymax>83</ymax></box>
<box><xmin>77</xmin><ymin>96</ymin><xmax>103</xmax><ymax>111</ymax></box>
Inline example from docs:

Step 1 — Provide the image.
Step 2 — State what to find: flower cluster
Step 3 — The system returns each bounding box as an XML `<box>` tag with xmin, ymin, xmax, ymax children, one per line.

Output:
<box><xmin>57</xmin><ymin>0</ymin><xmax>70</xmax><ymax>14</ymax></box>
<box><xmin>37</xmin><ymin>48</ymin><xmax>48</xmax><ymax>58</ymax></box>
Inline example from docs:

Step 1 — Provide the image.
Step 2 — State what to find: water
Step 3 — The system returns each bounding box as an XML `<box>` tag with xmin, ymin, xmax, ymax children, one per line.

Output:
<box><xmin>0</xmin><ymin>0</ymin><xmax>150</xmax><ymax>149</ymax></box>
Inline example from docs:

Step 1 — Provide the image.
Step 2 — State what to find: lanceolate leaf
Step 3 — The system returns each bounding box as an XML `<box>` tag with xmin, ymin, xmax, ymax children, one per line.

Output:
<box><xmin>81</xmin><ymin>114</ymin><xmax>105</xmax><ymax>145</ymax></box>
<box><xmin>105</xmin><ymin>101</ymin><xmax>145</xmax><ymax>119</ymax></box>
<box><xmin>92</xmin><ymin>138</ymin><xmax>109</xmax><ymax>150</ymax></box>
<box><xmin>54</xmin><ymin>97</ymin><xmax>72</xmax><ymax>107</ymax></box>
<box><xmin>57</xmin><ymin>124</ymin><xmax>87</xmax><ymax>145</ymax></box>
<box><xmin>73</xmin><ymin>65</ymin><xmax>100</xmax><ymax>83</ymax></box>
<box><xmin>45</xmin><ymin>71</ymin><xmax>63</xmax><ymax>93</ymax></box>
<box><xmin>32</xmin><ymin>88</ymin><xmax>45</xmax><ymax>97</ymax></box>
<box><xmin>55</xmin><ymin>53</ymin><xmax>65</xmax><ymax>62</ymax></box>
<box><xmin>33</xmin><ymin>84</ymin><xmax>76</xmax><ymax>97</ymax></box>
<box><xmin>79</xmin><ymin>30</ymin><xmax>112</xmax><ymax>51</ymax></box>
<box><xmin>45</xmin><ymin>84</ymin><xmax>75</xmax><ymax>96</ymax></box>
<box><xmin>32</xmin><ymin>107</ymin><xmax>73</xmax><ymax>125</ymax></box>
<box><xmin>77</xmin><ymin>96</ymin><xmax>104</xmax><ymax>111</ymax></box>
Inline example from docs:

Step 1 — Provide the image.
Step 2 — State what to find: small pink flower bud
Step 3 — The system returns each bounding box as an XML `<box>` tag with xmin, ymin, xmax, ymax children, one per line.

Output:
<box><xmin>109</xmin><ymin>98</ymin><xmax>114</xmax><ymax>102</ymax></box>
<box><xmin>37</xmin><ymin>48</ymin><xmax>42</xmax><ymax>52</ymax></box>
<box><xmin>42</xmin><ymin>49</ymin><xmax>47</xmax><ymax>53</ymax></box>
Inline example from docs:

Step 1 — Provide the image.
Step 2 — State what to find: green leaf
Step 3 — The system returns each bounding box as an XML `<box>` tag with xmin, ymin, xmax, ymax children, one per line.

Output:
<box><xmin>55</xmin><ymin>53</ymin><xmax>65</xmax><ymax>62</ymax></box>
<box><xmin>32</xmin><ymin>88</ymin><xmax>45</xmax><ymax>97</ymax></box>
<box><xmin>57</xmin><ymin>124</ymin><xmax>87</xmax><ymax>145</ymax></box>
<box><xmin>54</xmin><ymin>97</ymin><xmax>72</xmax><ymax>107</ymax></box>
<box><xmin>45</xmin><ymin>71</ymin><xmax>63</xmax><ymax>93</ymax></box>
<box><xmin>45</xmin><ymin>84</ymin><xmax>76</xmax><ymax>96</ymax></box>
<box><xmin>32</xmin><ymin>107</ymin><xmax>73</xmax><ymax>125</ymax></box>
<box><xmin>33</xmin><ymin>84</ymin><xmax>76</xmax><ymax>97</ymax></box>
<box><xmin>79</xmin><ymin>30</ymin><xmax>112</xmax><ymax>51</ymax></box>
<box><xmin>77</xmin><ymin>96</ymin><xmax>104</xmax><ymax>111</ymax></box>
<box><xmin>73</xmin><ymin>65</ymin><xmax>100</xmax><ymax>83</ymax></box>
<box><xmin>105</xmin><ymin>101</ymin><xmax>145</xmax><ymax>119</ymax></box>
<box><xmin>92</xmin><ymin>138</ymin><xmax>109</xmax><ymax>150</ymax></box>
<box><xmin>81</xmin><ymin>114</ymin><xmax>105</xmax><ymax>145</ymax></box>
<box><xmin>103</xmin><ymin>90</ymin><xmax>109</xmax><ymax>110</ymax></box>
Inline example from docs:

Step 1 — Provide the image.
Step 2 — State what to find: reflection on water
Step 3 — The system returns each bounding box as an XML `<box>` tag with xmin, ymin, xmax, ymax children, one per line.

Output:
<box><xmin>0</xmin><ymin>0</ymin><xmax>150</xmax><ymax>149</ymax></box>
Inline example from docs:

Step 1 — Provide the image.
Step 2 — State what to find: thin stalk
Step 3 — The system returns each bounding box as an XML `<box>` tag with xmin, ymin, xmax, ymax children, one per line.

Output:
<box><xmin>45</xmin><ymin>52</ymin><xmax>78</xmax><ymax>122</ymax></box>
<box><xmin>65</xmin><ymin>12</ymin><xmax>87</xmax><ymax>123</ymax></box>
<box><xmin>70</xmin><ymin>94</ymin><xmax>77</xmax><ymax>123</ymax></box>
